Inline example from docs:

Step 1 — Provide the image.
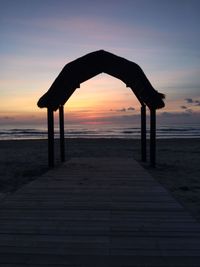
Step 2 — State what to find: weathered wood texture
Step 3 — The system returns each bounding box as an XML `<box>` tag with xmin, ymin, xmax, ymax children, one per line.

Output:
<box><xmin>0</xmin><ymin>158</ymin><xmax>200</xmax><ymax>266</ymax></box>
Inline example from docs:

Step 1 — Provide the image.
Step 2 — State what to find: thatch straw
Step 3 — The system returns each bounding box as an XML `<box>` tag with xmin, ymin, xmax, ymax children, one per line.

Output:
<box><xmin>38</xmin><ymin>50</ymin><xmax>165</xmax><ymax>110</ymax></box>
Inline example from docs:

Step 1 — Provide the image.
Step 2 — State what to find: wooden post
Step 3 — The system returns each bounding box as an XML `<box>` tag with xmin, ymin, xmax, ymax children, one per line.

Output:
<box><xmin>150</xmin><ymin>109</ymin><xmax>156</xmax><ymax>167</ymax></box>
<box><xmin>141</xmin><ymin>105</ymin><xmax>146</xmax><ymax>162</ymax></box>
<box><xmin>59</xmin><ymin>105</ymin><xmax>65</xmax><ymax>162</ymax></box>
<box><xmin>47</xmin><ymin>108</ymin><xmax>54</xmax><ymax>168</ymax></box>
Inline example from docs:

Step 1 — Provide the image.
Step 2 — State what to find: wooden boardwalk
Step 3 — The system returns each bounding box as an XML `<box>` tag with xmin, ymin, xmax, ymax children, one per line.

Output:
<box><xmin>1</xmin><ymin>158</ymin><xmax>200</xmax><ymax>266</ymax></box>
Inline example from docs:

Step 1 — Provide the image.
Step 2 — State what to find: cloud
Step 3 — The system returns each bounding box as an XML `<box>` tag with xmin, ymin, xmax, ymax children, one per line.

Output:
<box><xmin>184</xmin><ymin>98</ymin><xmax>200</xmax><ymax>104</ymax></box>
<box><xmin>195</xmin><ymin>100</ymin><xmax>200</xmax><ymax>106</ymax></box>
<box><xmin>185</xmin><ymin>98</ymin><xmax>194</xmax><ymax>103</ymax></box>
<box><xmin>127</xmin><ymin>107</ymin><xmax>135</xmax><ymax>111</ymax></box>
<box><xmin>111</xmin><ymin>106</ymin><xmax>135</xmax><ymax>112</ymax></box>
<box><xmin>0</xmin><ymin>116</ymin><xmax>15</xmax><ymax>121</ymax></box>
<box><xmin>117</xmin><ymin>108</ymin><xmax>126</xmax><ymax>112</ymax></box>
<box><xmin>183</xmin><ymin>98</ymin><xmax>200</xmax><ymax>108</ymax></box>
<box><xmin>158</xmin><ymin>111</ymin><xmax>200</xmax><ymax>124</ymax></box>
<box><xmin>185</xmin><ymin>108</ymin><xmax>193</xmax><ymax>114</ymax></box>
<box><xmin>180</xmin><ymin>105</ymin><xmax>187</xmax><ymax>109</ymax></box>
<box><xmin>110</xmin><ymin>108</ymin><xmax>126</xmax><ymax>112</ymax></box>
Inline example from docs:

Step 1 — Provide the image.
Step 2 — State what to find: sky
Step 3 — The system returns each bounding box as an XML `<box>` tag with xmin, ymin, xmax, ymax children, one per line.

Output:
<box><xmin>0</xmin><ymin>0</ymin><xmax>200</xmax><ymax>127</ymax></box>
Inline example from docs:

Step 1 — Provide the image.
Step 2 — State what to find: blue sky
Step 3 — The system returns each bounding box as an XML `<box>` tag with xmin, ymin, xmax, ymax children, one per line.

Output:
<box><xmin>0</xmin><ymin>0</ymin><xmax>200</xmax><ymax>126</ymax></box>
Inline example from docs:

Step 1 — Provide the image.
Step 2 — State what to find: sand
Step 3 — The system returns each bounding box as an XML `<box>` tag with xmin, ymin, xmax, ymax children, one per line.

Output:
<box><xmin>0</xmin><ymin>138</ymin><xmax>200</xmax><ymax>221</ymax></box>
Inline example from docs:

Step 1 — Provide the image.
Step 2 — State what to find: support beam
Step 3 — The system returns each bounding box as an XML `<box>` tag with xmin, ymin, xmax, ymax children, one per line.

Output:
<box><xmin>59</xmin><ymin>105</ymin><xmax>65</xmax><ymax>162</ymax></box>
<box><xmin>141</xmin><ymin>105</ymin><xmax>147</xmax><ymax>162</ymax></box>
<box><xmin>47</xmin><ymin>108</ymin><xmax>54</xmax><ymax>168</ymax></box>
<box><xmin>150</xmin><ymin>109</ymin><xmax>156</xmax><ymax>167</ymax></box>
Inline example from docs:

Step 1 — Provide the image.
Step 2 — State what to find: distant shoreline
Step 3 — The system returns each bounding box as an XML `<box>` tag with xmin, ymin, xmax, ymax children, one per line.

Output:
<box><xmin>0</xmin><ymin>138</ymin><xmax>200</xmax><ymax>222</ymax></box>
<box><xmin>1</xmin><ymin>136</ymin><xmax>200</xmax><ymax>141</ymax></box>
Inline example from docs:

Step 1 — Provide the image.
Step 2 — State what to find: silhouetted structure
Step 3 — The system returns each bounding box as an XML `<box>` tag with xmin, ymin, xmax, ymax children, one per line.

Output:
<box><xmin>38</xmin><ymin>50</ymin><xmax>165</xmax><ymax>167</ymax></box>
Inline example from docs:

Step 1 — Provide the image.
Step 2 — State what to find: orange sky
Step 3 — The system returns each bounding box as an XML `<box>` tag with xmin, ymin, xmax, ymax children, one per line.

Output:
<box><xmin>1</xmin><ymin>73</ymin><xmax>141</xmax><ymax>125</ymax></box>
<box><xmin>1</xmin><ymin>71</ymin><xmax>200</xmax><ymax>127</ymax></box>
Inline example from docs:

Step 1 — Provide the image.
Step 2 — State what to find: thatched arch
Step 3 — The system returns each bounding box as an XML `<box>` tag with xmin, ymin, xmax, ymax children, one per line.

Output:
<box><xmin>38</xmin><ymin>50</ymin><xmax>164</xmax><ymax>110</ymax></box>
<box><xmin>38</xmin><ymin>50</ymin><xmax>165</xmax><ymax>168</ymax></box>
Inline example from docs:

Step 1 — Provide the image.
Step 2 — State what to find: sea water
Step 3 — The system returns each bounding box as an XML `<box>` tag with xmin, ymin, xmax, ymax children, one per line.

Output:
<box><xmin>0</xmin><ymin>123</ymin><xmax>200</xmax><ymax>140</ymax></box>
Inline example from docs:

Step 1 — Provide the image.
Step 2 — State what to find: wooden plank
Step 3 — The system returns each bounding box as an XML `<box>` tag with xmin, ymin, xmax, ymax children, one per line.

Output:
<box><xmin>1</xmin><ymin>157</ymin><xmax>200</xmax><ymax>265</ymax></box>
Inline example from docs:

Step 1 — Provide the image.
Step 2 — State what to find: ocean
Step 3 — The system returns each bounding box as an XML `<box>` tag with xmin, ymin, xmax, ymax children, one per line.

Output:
<box><xmin>0</xmin><ymin>124</ymin><xmax>200</xmax><ymax>140</ymax></box>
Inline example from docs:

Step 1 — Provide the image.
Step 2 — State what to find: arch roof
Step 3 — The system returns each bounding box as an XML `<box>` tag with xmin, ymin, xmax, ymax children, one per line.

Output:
<box><xmin>38</xmin><ymin>50</ymin><xmax>165</xmax><ymax>110</ymax></box>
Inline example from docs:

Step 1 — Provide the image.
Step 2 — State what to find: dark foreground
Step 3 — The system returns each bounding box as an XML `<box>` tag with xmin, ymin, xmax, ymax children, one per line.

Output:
<box><xmin>1</xmin><ymin>157</ymin><xmax>200</xmax><ymax>266</ymax></box>
<box><xmin>0</xmin><ymin>138</ymin><xmax>200</xmax><ymax>221</ymax></box>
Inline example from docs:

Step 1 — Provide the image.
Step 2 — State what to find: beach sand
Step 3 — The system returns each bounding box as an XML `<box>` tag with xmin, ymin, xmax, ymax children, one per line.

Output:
<box><xmin>0</xmin><ymin>138</ymin><xmax>200</xmax><ymax>221</ymax></box>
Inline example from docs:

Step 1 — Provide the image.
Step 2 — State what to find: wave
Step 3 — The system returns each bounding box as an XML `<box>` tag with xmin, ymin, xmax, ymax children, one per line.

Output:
<box><xmin>0</xmin><ymin>125</ymin><xmax>200</xmax><ymax>140</ymax></box>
